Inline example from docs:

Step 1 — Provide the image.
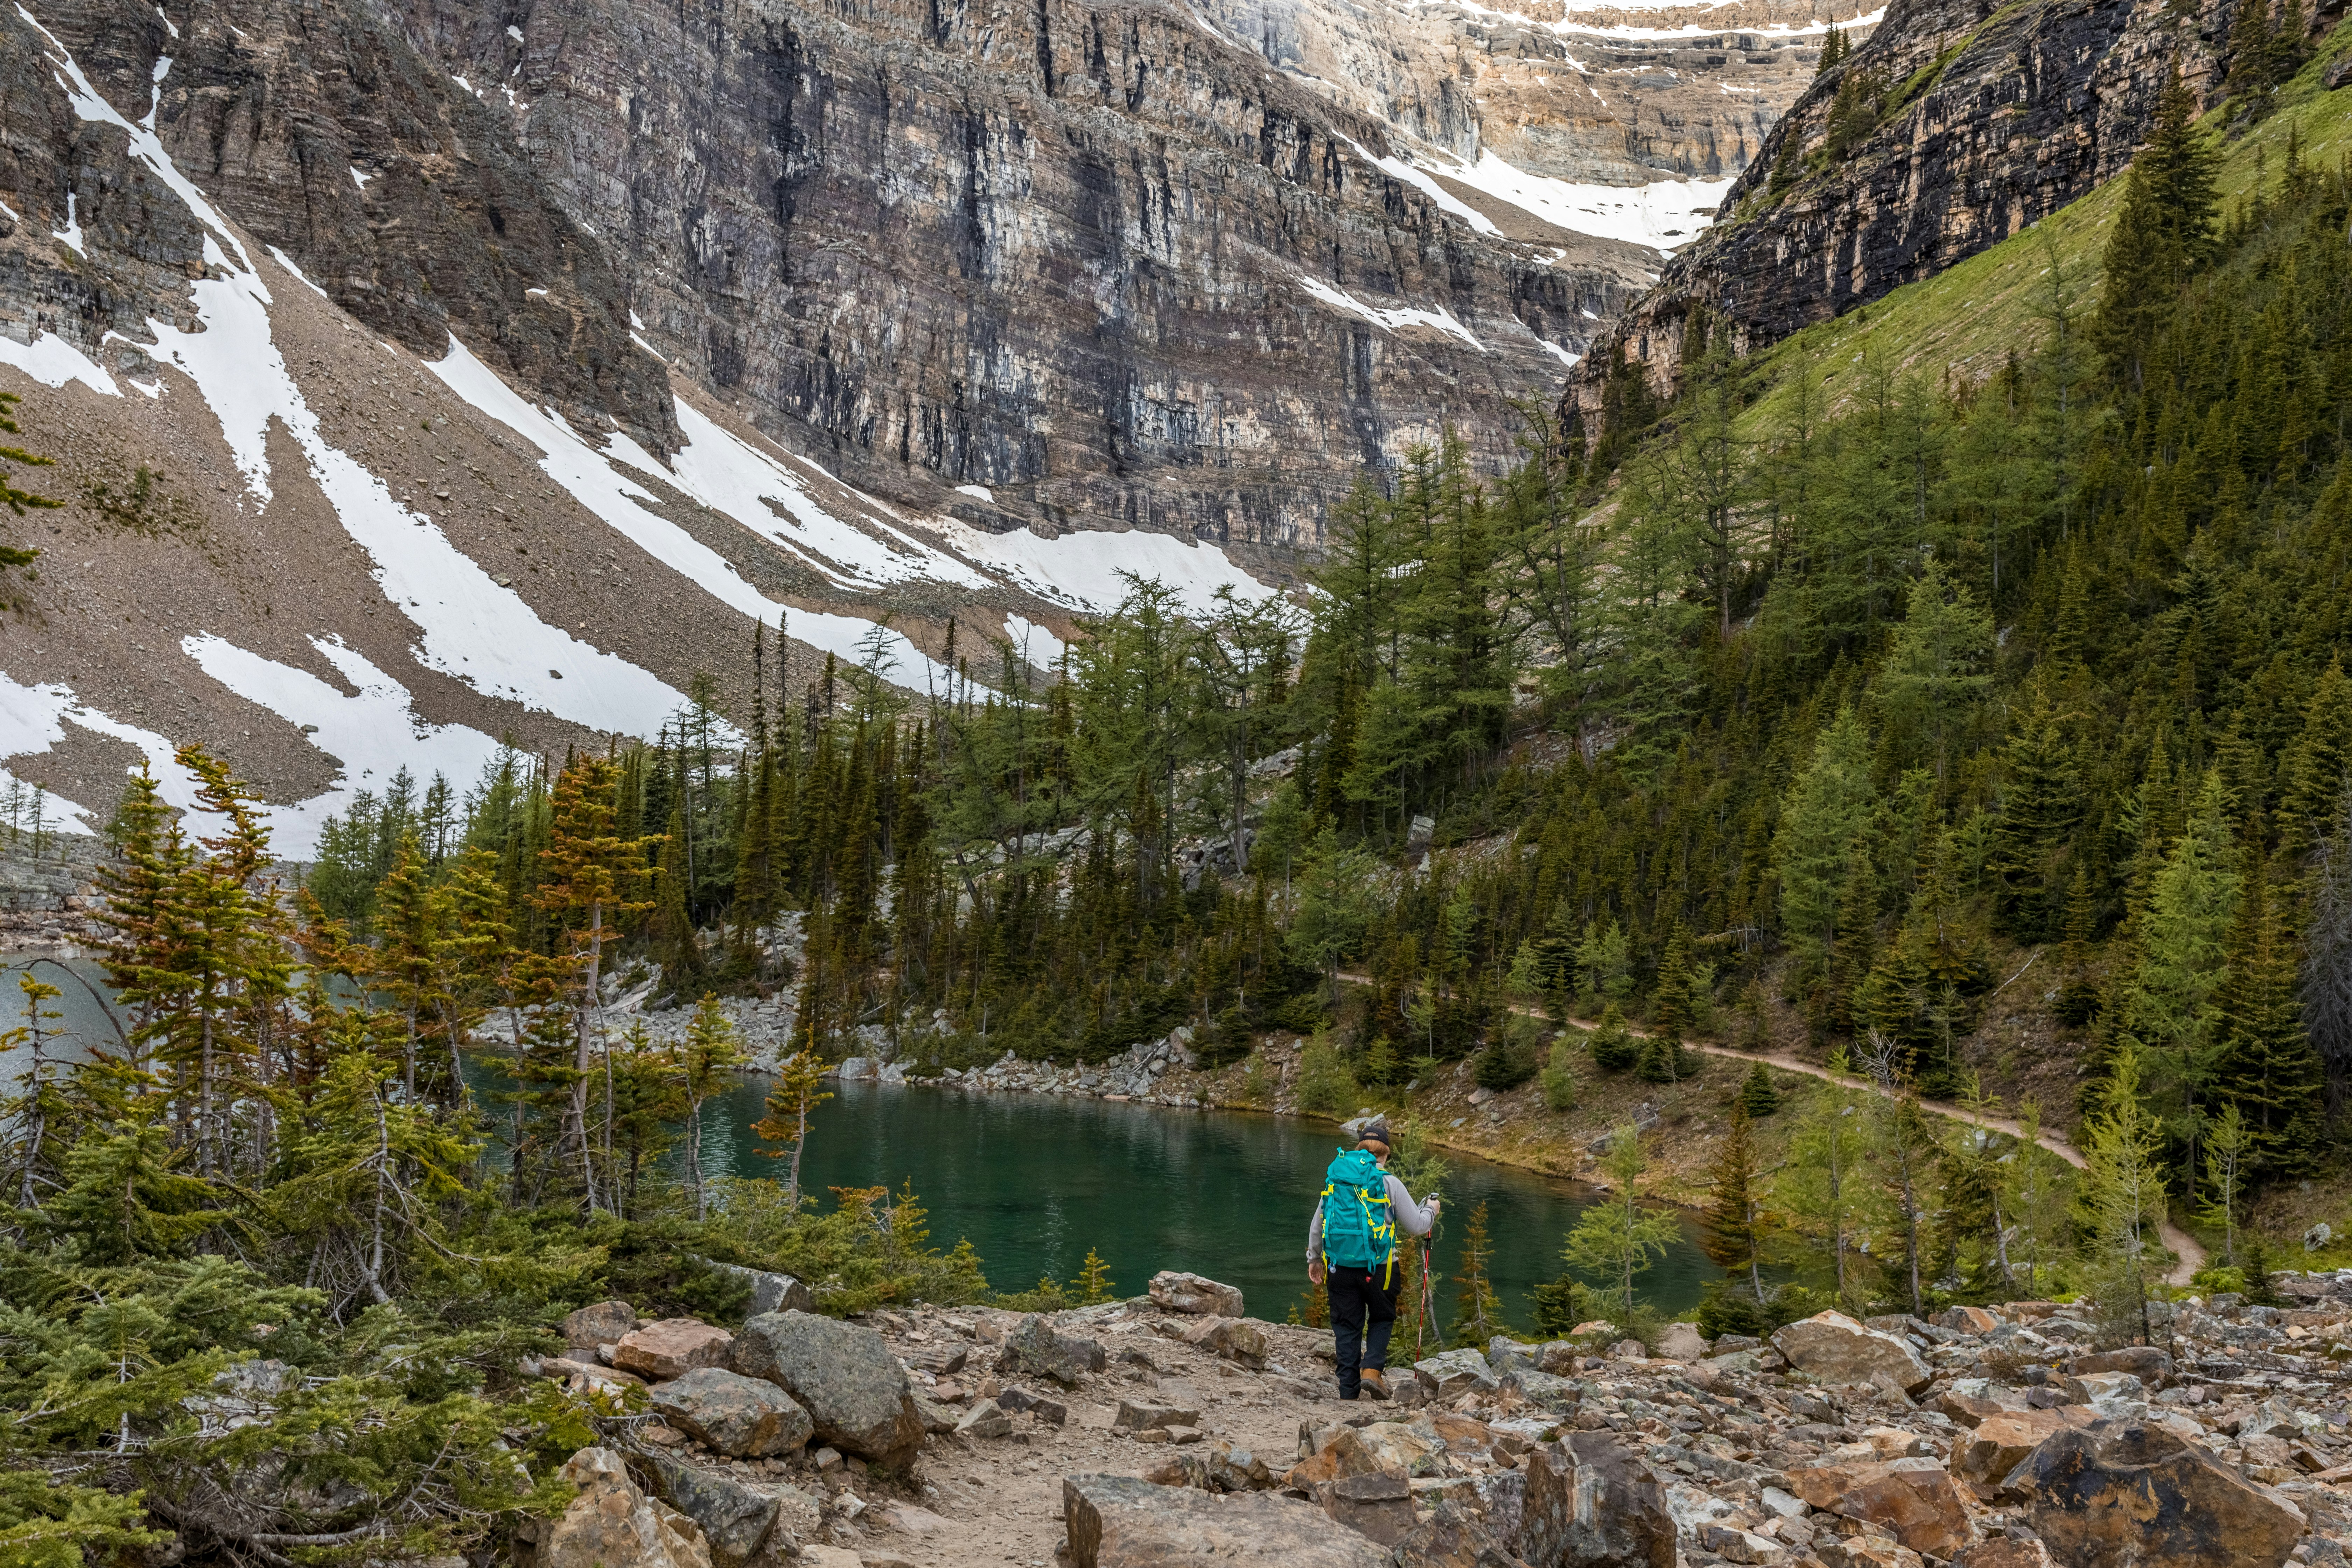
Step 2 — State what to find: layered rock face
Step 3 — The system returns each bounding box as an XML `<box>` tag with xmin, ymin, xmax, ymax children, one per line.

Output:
<box><xmin>8</xmin><ymin>0</ymin><xmax>672</xmax><ymax>451</ymax></box>
<box><xmin>1569</xmin><ymin>0</ymin><xmax>2238</xmax><ymax>419</ymax></box>
<box><xmin>394</xmin><ymin>0</ymin><xmax>1660</xmax><ymax>551</ymax></box>
<box><xmin>1194</xmin><ymin>0</ymin><xmax>1871</xmax><ymax>189</ymax></box>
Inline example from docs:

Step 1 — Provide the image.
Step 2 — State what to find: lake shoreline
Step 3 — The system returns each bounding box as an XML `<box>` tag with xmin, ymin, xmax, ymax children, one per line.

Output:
<box><xmin>820</xmin><ymin>1044</ymin><xmax>1678</xmax><ymax>1212</ymax></box>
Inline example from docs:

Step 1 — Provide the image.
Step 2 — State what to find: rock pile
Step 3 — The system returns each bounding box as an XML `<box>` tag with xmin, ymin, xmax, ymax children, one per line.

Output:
<box><xmin>518</xmin><ymin>1273</ymin><xmax>2352</xmax><ymax>1568</ymax></box>
<box><xmin>924</xmin><ymin>1030</ymin><xmax>1207</xmax><ymax>1106</ymax></box>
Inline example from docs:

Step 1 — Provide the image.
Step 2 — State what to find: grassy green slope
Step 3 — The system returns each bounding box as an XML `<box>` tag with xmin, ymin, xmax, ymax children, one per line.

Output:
<box><xmin>1732</xmin><ymin>33</ymin><xmax>2352</xmax><ymax>431</ymax></box>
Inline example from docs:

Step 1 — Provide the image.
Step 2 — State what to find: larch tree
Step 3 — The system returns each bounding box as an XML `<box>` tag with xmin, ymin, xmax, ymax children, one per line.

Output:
<box><xmin>534</xmin><ymin>753</ymin><xmax>655</xmax><ymax>1212</ymax></box>
<box><xmin>2081</xmin><ymin>1045</ymin><xmax>2170</xmax><ymax>1347</ymax></box>
<box><xmin>1449</xmin><ymin>1201</ymin><xmax>1510</xmax><ymax>1347</ymax></box>
<box><xmin>674</xmin><ymin>995</ymin><xmax>749</xmax><ymax>1221</ymax></box>
<box><xmin>1702</xmin><ymin>1102</ymin><xmax>1769</xmax><ymax>1306</ymax></box>
<box><xmin>1563</xmin><ymin>1123</ymin><xmax>1681</xmax><ymax>1316</ymax></box>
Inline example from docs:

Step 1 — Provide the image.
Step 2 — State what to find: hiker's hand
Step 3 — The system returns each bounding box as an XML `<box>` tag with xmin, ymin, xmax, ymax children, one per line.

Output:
<box><xmin>1308</xmin><ymin>1259</ymin><xmax>1325</xmax><ymax>1286</ymax></box>
<box><xmin>1426</xmin><ymin>1195</ymin><xmax>1442</xmax><ymax>1216</ymax></box>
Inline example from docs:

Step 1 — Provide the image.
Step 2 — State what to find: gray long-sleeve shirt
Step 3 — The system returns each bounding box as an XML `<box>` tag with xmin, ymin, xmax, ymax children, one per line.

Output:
<box><xmin>1308</xmin><ymin>1174</ymin><xmax>1437</xmax><ymax>1261</ymax></box>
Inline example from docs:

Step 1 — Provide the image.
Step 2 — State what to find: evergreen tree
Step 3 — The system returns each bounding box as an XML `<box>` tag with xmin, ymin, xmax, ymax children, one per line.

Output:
<box><xmin>2198</xmin><ymin>1099</ymin><xmax>2252</xmax><ymax>1265</ymax></box>
<box><xmin>1530</xmin><ymin>1269</ymin><xmax>1590</xmax><ymax>1337</ymax></box>
<box><xmin>1701</xmin><ymin>1103</ymin><xmax>1768</xmax><ymax>1305</ymax></box>
<box><xmin>2126</xmin><ymin>769</ymin><xmax>2240</xmax><ymax>1138</ymax></box>
<box><xmin>1992</xmin><ymin>694</ymin><xmax>2081</xmax><ymax>940</ymax></box>
<box><xmin>2080</xmin><ymin>1045</ymin><xmax>2170</xmax><ymax>1346</ymax></box>
<box><xmin>2210</xmin><ymin>853</ymin><xmax>2326</xmax><ymax>1173</ymax></box>
<box><xmin>1563</xmin><ymin>1124</ymin><xmax>1681</xmax><ymax>1315</ymax></box>
<box><xmin>1774</xmin><ymin>707</ymin><xmax>1877</xmax><ymax>966</ymax></box>
<box><xmin>534</xmin><ymin>754</ymin><xmax>656</xmax><ymax>1212</ymax></box>
<box><xmin>1652</xmin><ymin>920</ymin><xmax>1696</xmax><ymax>1041</ymax></box>
<box><xmin>1737</xmin><ymin>1060</ymin><xmax>1781</xmax><ymax>1116</ymax></box>
<box><xmin>1449</xmin><ymin>1201</ymin><xmax>1510</xmax><ymax>1346</ymax></box>
<box><xmin>675</xmin><ymin>995</ymin><xmax>749</xmax><ymax>1221</ymax></box>
<box><xmin>752</xmin><ymin>1040</ymin><xmax>834</xmax><ymax>1208</ymax></box>
<box><xmin>1589</xmin><ymin>1003</ymin><xmax>1639</xmax><ymax>1072</ymax></box>
<box><xmin>2095</xmin><ymin>66</ymin><xmax>2220</xmax><ymax>389</ymax></box>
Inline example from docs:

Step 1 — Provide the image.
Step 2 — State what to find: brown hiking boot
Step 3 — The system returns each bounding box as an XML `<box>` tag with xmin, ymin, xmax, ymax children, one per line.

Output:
<box><xmin>1359</xmin><ymin>1367</ymin><xmax>1391</xmax><ymax>1401</ymax></box>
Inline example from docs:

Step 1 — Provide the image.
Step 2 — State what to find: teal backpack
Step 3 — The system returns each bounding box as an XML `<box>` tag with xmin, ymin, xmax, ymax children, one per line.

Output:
<box><xmin>1320</xmin><ymin>1147</ymin><xmax>1398</xmax><ymax>1279</ymax></box>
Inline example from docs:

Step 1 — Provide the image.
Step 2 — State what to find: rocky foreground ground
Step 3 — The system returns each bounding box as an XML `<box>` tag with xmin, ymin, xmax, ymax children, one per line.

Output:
<box><xmin>519</xmin><ymin>1266</ymin><xmax>2352</xmax><ymax>1568</ymax></box>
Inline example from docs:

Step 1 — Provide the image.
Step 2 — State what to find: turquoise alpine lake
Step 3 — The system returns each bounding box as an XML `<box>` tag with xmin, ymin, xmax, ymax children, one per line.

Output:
<box><xmin>689</xmin><ymin>1073</ymin><xmax>1730</xmax><ymax>1326</ymax></box>
<box><xmin>1</xmin><ymin>956</ymin><xmax>1730</xmax><ymax>1326</ymax></box>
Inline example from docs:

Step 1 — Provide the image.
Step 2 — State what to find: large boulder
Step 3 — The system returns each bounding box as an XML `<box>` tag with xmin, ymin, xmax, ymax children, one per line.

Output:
<box><xmin>1654</xmin><ymin>1323</ymin><xmax>1709</xmax><ymax>1363</ymax></box>
<box><xmin>649</xmin><ymin>1367</ymin><xmax>813</xmax><ymax>1458</ymax></box>
<box><xmin>1788</xmin><ymin>1458</ymin><xmax>1974</xmax><ymax>1558</ymax></box>
<box><xmin>1149</xmin><ymin>1271</ymin><xmax>1245</xmax><ymax>1317</ymax></box>
<box><xmin>1182</xmin><ymin>1316</ymin><xmax>1269</xmax><ymax>1368</ymax></box>
<box><xmin>1771</xmin><ymin>1312</ymin><xmax>1932</xmax><ymax>1395</ymax></box>
<box><xmin>535</xmin><ymin>1448</ymin><xmax>710</xmax><ymax>1568</ymax></box>
<box><xmin>1413</xmin><ymin>1349</ymin><xmax>1499</xmax><ymax>1399</ymax></box>
<box><xmin>563</xmin><ymin>1300</ymin><xmax>639</xmax><ymax>1353</ymax></box>
<box><xmin>1318</xmin><ymin>1470</ymin><xmax>1416</xmax><ymax>1547</ymax></box>
<box><xmin>638</xmin><ymin>1452</ymin><xmax>782</xmax><ymax>1568</ymax></box>
<box><xmin>2003</xmin><ymin>1419</ymin><xmax>2306</xmax><ymax>1568</ymax></box>
<box><xmin>614</xmin><ymin>1319</ymin><xmax>735</xmax><ymax>1381</ymax></box>
<box><xmin>1395</xmin><ymin>1502</ymin><xmax>1526</xmax><ymax>1568</ymax></box>
<box><xmin>997</xmin><ymin>1314</ymin><xmax>1109</xmax><ymax>1385</ymax></box>
<box><xmin>1519</xmin><ymin>1433</ymin><xmax>1675</xmax><ymax>1568</ymax></box>
<box><xmin>2064</xmin><ymin>1346</ymin><xmax>2172</xmax><ymax>1384</ymax></box>
<box><xmin>1062</xmin><ymin>1474</ymin><xmax>1388</xmax><ymax>1567</ymax></box>
<box><xmin>731</xmin><ymin>1311</ymin><xmax>924</xmax><ymax>1466</ymax></box>
<box><xmin>1954</xmin><ymin>1409</ymin><xmax>2082</xmax><ymax>1485</ymax></box>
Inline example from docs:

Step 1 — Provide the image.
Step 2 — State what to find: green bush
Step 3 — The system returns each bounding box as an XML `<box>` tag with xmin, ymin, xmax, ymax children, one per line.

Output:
<box><xmin>1695</xmin><ymin>1278</ymin><xmax>1768</xmax><ymax>1338</ymax></box>
<box><xmin>1195</xmin><ymin>1006</ymin><xmax>1254</xmax><ymax>1069</ymax></box>
<box><xmin>1589</xmin><ymin>1004</ymin><xmax>1639</xmax><ymax>1071</ymax></box>
<box><xmin>1474</xmin><ymin>1029</ymin><xmax>1538</xmax><ymax>1091</ymax></box>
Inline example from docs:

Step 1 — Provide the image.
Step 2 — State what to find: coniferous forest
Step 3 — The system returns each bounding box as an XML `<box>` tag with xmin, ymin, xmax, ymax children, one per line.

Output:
<box><xmin>8</xmin><ymin>64</ymin><xmax>2352</xmax><ymax>1568</ymax></box>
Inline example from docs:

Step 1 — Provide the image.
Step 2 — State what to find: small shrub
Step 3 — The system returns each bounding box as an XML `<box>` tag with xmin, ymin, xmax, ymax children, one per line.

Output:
<box><xmin>1589</xmin><ymin>1004</ymin><xmax>1639</xmax><ymax>1071</ymax></box>
<box><xmin>1240</xmin><ymin>1051</ymin><xmax>1275</xmax><ymax>1105</ymax></box>
<box><xmin>1540</xmin><ymin>1053</ymin><xmax>1577</xmax><ymax>1111</ymax></box>
<box><xmin>1695</xmin><ymin>1278</ymin><xmax>1768</xmax><ymax>1339</ymax></box>
<box><xmin>1531</xmin><ymin>1270</ymin><xmax>1591</xmax><ymax>1337</ymax></box>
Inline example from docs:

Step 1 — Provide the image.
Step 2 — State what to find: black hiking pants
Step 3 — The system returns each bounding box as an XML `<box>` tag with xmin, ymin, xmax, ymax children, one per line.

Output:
<box><xmin>1326</xmin><ymin>1263</ymin><xmax>1398</xmax><ymax>1399</ymax></box>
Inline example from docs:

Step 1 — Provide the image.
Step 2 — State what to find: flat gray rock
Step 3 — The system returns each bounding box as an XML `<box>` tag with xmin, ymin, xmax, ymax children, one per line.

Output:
<box><xmin>1062</xmin><ymin>1474</ymin><xmax>1387</xmax><ymax>1567</ymax></box>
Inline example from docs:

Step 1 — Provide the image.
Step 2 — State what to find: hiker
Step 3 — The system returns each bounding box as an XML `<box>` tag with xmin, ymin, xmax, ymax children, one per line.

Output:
<box><xmin>1306</xmin><ymin>1117</ymin><xmax>1439</xmax><ymax>1400</ymax></box>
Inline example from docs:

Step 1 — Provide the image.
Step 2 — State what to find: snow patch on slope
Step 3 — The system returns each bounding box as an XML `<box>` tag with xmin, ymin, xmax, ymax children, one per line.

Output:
<box><xmin>1004</xmin><ymin>615</ymin><xmax>1068</xmax><ymax>667</ymax></box>
<box><xmin>0</xmin><ymin>671</ymin><xmax>201</xmax><ymax>834</ymax></box>
<box><xmin>0</xmin><ymin>332</ymin><xmax>119</xmax><ymax>396</ymax></box>
<box><xmin>181</xmin><ymin>635</ymin><xmax>509</xmax><ymax>855</ymax></box>
<box><xmin>51</xmin><ymin>191</ymin><xmax>82</xmax><ymax>257</ymax></box>
<box><xmin>1337</xmin><ymin>133</ymin><xmax>1503</xmax><ymax>237</ymax></box>
<box><xmin>427</xmin><ymin>337</ymin><xmax>958</xmax><ymax>690</ymax></box>
<box><xmin>604</xmin><ymin>399</ymin><xmax>986</xmax><ymax>590</ymax></box>
<box><xmin>1295</xmin><ymin>276</ymin><xmax>1486</xmax><ymax>351</ymax></box>
<box><xmin>1428</xmin><ymin>151</ymin><xmax>1733</xmax><ymax>250</ymax></box>
<box><xmin>941</xmin><ymin>522</ymin><xmax>1275</xmax><ymax>619</ymax></box>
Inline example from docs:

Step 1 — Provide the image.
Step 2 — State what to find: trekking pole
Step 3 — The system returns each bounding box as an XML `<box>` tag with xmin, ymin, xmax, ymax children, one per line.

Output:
<box><xmin>1416</xmin><ymin>1195</ymin><xmax>1444</xmax><ymax>1357</ymax></box>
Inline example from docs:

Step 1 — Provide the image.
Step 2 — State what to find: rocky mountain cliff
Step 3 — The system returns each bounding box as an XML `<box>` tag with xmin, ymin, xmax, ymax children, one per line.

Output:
<box><xmin>0</xmin><ymin>0</ymin><xmax>1855</xmax><ymax>847</ymax></box>
<box><xmin>1567</xmin><ymin>0</ymin><xmax>2264</xmax><ymax>417</ymax></box>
